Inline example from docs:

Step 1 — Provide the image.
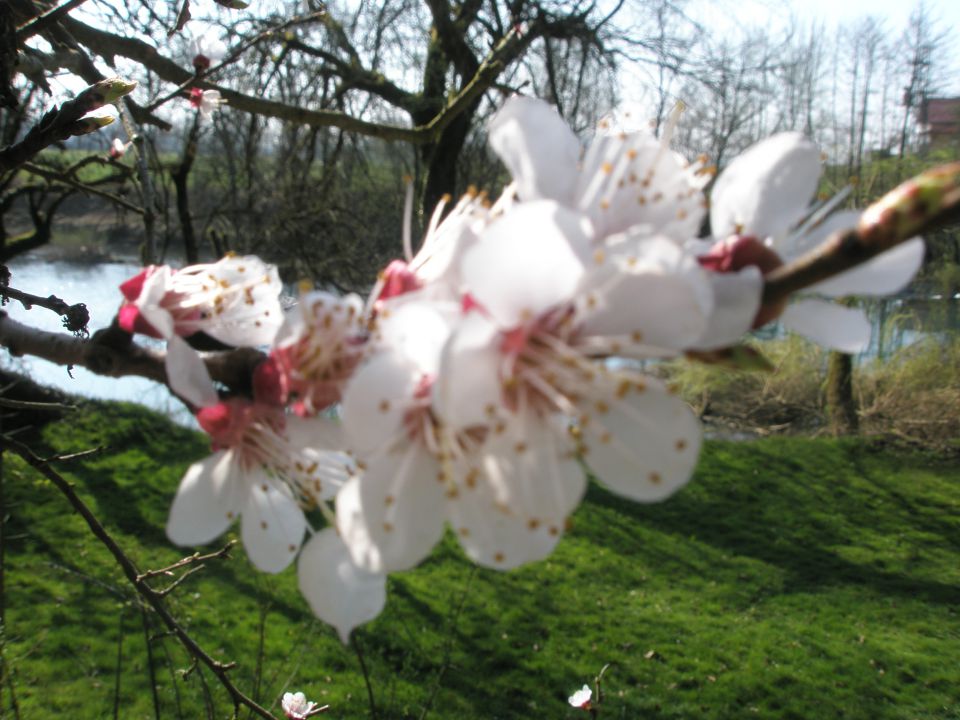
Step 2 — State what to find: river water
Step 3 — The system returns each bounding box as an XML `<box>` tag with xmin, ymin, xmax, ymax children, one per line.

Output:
<box><xmin>2</xmin><ymin>256</ymin><xmax>957</xmax><ymax>423</ymax></box>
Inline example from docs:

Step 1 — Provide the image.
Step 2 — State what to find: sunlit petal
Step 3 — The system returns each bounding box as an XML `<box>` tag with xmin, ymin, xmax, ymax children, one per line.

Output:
<box><xmin>336</xmin><ymin>446</ymin><xmax>446</xmax><ymax>573</ymax></box>
<box><xmin>692</xmin><ymin>267</ymin><xmax>763</xmax><ymax>350</ymax></box>
<box><xmin>780</xmin><ymin>299</ymin><xmax>872</xmax><ymax>353</ymax></box>
<box><xmin>578</xmin><ymin>236</ymin><xmax>712</xmax><ymax>352</ymax></box>
<box><xmin>463</xmin><ymin>201</ymin><xmax>588</xmax><ymax>327</ymax></box>
<box><xmin>711</xmin><ymin>132</ymin><xmax>821</xmax><ymax>242</ymax></box>
<box><xmin>433</xmin><ymin>311</ymin><xmax>503</xmax><ymax>430</ymax></box>
<box><xmin>580</xmin><ymin>375</ymin><xmax>701</xmax><ymax>503</ymax></box>
<box><xmin>341</xmin><ymin>353</ymin><xmax>419</xmax><ymax>455</ymax></box>
<box><xmin>165</xmin><ymin>334</ymin><xmax>220</xmax><ymax>408</ymax></box>
<box><xmin>166</xmin><ymin>450</ymin><xmax>246</xmax><ymax>546</ymax></box>
<box><xmin>447</xmin><ymin>465</ymin><xmax>562</xmax><ymax>570</ymax></box>
<box><xmin>241</xmin><ymin>473</ymin><xmax>306</xmax><ymax>573</ymax></box>
<box><xmin>488</xmin><ymin>96</ymin><xmax>580</xmax><ymax>204</ymax></box>
<box><xmin>298</xmin><ymin>528</ymin><xmax>386</xmax><ymax>644</ymax></box>
<box><xmin>811</xmin><ymin>237</ymin><xmax>926</xmax><ymax>297</ymax></box>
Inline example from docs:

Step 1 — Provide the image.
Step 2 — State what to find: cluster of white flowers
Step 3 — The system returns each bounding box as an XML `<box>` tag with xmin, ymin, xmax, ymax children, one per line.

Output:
<box><xmin>117</xmin><ymin>97</ymin><xmax>922</xmax><ymax>642</ymax></box>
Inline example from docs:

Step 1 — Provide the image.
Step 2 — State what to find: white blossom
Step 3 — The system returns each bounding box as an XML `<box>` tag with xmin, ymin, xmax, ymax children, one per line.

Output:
<box><xmin>568</xmin><ymin>684</ymin><xmax>592</xmax><ymax>709</ymax></box>
<box><xmin>708</xmin><ymin>132</ymin><xmax>924</xmax><ymax>352</ymax></box>
<box><xmin>167</xmin><ymin>399</ymin><xmax>348</xmax><ymax>573</ymax></box>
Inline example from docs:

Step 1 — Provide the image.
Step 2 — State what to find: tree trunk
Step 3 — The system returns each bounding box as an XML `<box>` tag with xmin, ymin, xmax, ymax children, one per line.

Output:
<box><xmin>826</xmin><ymin>350</ymin><xmax>858</xmax><ymax>435</ymax></box>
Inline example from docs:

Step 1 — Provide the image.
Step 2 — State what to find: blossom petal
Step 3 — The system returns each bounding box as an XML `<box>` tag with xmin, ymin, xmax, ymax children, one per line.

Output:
<box><xmin>373</xmin><ymin>301</ymin><xmax>454</xmax><ymax>375</ymax></box>
<box><xmin>166</xmin><ymin>334</ymin><xmax>220</xmax><ymax>408</ymax></box>
<box><xmin>298</xmin><ymin>527</ymin><xmax>386</xmax><ymax>644</ymax></box>
<box><xmin>711</xmin><ymin>132</ymin><xmax>821</xmax><ymax>242</ymax></box>
<box><xmin>481</xmin><ymin>410</ymin><xmax>586</xmax><ymax>525</ymax></box>
<box><xmin>810</xmin><ymin>238</ymin><xmax>925</xmax><ymax>297</ymax></box>
<box><xmin>577</xmin><ymin>133</ymin><xmax>706</xmax><ymax>240</ymax></box>
<box><xmin>780</xmin><ymin>299</ymin><xmax>872</xmax><ymax>353</ymax></box>
<box><xmin>241</xmin><ymin>473</ymin><xmax>306</xmax><ymax>573</ymax></box>
<box><xmin>340</xmin><ymin>353</ymin><xmax>419</xmax><ymax>455</ymax></box>
<box><xmin>580</xmin><ymin>375</ymin><xmax>701</xmax><ymax>503</ymax></box>
<box><xmin>577</xmin><ymin>237</ymin><xmax>713</xmax><ymax>353</ymax></box>
<box><xmin>136</xmin><ymin>265</ymin><xmax>176</xmax><ymax>338</ymax></box>
<box><xmin>692</xmin><ymin>267</ymin><xmax>763</xmax><ymax>350</ymax></box>
<box><xmin>195</xmin><ymin>256</ymin><xmax>284</xmax><ymax>346</ymax></box>
<box><xmin>336</xmin><ymin>446</ymin><xmax>445</xmax><ymax>573</ymax></box>
<box><xmin>488</xmin><ymin>96</ymin><xmax>580</xmax><ymax>204</ymax></box>
<box><xmin>433</xmin><ymin>311</ymin><xmax>503</xmax><ymax>430</ymax></box>
<box><xmin>447</xmin><ymin>459</ymin><xmax>563</xmax><ymax>569</ymax></box>
<box><xmin>285</xmin><ymin>417</ymin><xmax>352</xmax><ymax>502</ymax></box>
<box><xmin>463</xmin><ymin>201</ymin><xmax>588</xmax><ymax>327</ymax></box>
<box><xmin>166</xmin><ymin>450</ymin><xmax>246</xmax><ymax>546</ymax></box>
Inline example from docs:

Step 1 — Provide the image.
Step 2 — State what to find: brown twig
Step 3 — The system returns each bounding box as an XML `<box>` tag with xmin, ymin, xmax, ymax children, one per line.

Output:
<box><xmin>0</xmin><ymin>283</ymin><xmax>90</xmax><ymax>335</ymax></box>
<box><xmin>22</xmin><ymin>162</ymin><xmax>144</xmax><ymax>215</ymax></box>
<box><xmin>0</xmin><ymin>435</ymin><xmax>282</xmax><ymax>720</ymax></box>
<box><xmin>137</xmin><ymin>541</ymin><xmax>236</xmax><ymax>583</ymax></box>
<box><xmin>763</xmin><ymin>162</ymin><xmax>960</xmax><ymax>305</ymax></box>
<box><xmin>0</xmin><ymin>78</ymin><xmax>135</xmax><ymax>173</ymax></box>
<box><xmin>0</xmin><ymin>313</ymin><xmax>265</xmax><ymax>400</ymax></box>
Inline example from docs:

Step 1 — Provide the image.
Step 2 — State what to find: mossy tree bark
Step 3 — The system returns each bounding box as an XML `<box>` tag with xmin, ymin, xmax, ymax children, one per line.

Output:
<box><xmin>826</xmin><ymin>350</ymin><xmax>859</xmax><ymax>435</ymax></box>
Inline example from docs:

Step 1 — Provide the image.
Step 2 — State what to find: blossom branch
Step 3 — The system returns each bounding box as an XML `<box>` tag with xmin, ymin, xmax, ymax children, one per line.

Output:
<box><xmin>762</xmin><ymin>162</ymin><xmax>960</xmax><ymax>305</ymax></box>
<box><xmin>0</xmin><ymin>435</ymin><xmax>283</xmax><ymax>720</ymax></box>
<box><xmin>59</xmin><ymin>14</ymin><xmax>528</xmax><ymax>145</ymax></box>
<box><xmin>0</xmin><ymin>77</ymin><xmax>136</xmax><ymax>173</ymax></box>
<box><xmin>0</xmin><ymin>312</ymin><xmax>266</xmax><ymax>400</ymax></box>
<box><xmin>145</xmin><ymin>9</ymin><xmax>329</xmax><ymax>115</ymax></box>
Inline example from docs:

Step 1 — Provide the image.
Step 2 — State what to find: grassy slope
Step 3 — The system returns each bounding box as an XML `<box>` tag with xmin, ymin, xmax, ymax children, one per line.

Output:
<box><xmin>2</xmin><ymin>402</ymin><xmax>959</xmax><ymax>719</ymax></box>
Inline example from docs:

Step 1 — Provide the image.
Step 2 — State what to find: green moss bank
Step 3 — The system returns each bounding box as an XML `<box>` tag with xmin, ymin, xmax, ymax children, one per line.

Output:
<box><xmin>2</xmin><ymin>401</ymin><xmax>958</xmax><ymax>719</ymax></box>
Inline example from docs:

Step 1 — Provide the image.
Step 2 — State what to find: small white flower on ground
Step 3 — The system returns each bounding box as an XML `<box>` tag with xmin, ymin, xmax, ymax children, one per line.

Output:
<box><xmin>281</xmin><ymin>690</ymin><xmax>318</xmax><ymax>719</ymax></box>
<box><xmin>568</xmin><ymin>683</ymin><xmax>592</xmax><ymax>709</ymax></box>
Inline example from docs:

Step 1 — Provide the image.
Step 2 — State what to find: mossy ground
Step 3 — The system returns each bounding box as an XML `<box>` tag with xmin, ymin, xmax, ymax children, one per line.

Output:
<box><xmin>2</xmin><ymin>402</ymin><xmax>958</xmax><ymax>719</ymax></box>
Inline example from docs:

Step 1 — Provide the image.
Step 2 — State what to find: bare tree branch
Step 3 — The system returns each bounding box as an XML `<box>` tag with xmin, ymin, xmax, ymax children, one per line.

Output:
<box><xmin>0</xmin><ymin>435</ymin><xmax>282</xmax><ymax>720</ymax></box>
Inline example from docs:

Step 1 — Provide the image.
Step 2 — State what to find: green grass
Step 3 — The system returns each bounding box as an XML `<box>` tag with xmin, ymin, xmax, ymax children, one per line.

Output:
<box><xmin>2</xmin><ymin>402</ymin><xmax>959</xmax><ymax>719</ymax></box>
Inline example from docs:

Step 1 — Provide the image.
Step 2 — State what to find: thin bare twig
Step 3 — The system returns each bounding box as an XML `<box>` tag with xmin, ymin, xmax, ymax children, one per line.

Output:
<box><xmin>352</xmin><ymin>632</ymin><xmax>377</xmax><ymax>719</ymax></box>
<box><xmin>137</xmin><ymin>541</ymin><xmax>236</xmax><ymax>582</ymax></box>
<box><xmin>22</xmin><ymin>162</ymin><xmax>144</xmax><ymax>216</ymax></box>
<box><xmin>0</xmin><ymin>283</ymin><xmax>90</xmax><ymax>335</ymax></box>
<box><xmin>0</xmin><ymin>436</ymin><xmax>282</xmax><ymax>720</ymax></box>
<box><xmin>153</xmin><ymin>565</ymin><xmax>204</xmax><ymax>597</ymax></box>
<box><xmin>43</xmin><ymin>447</ymin><xmax>103</xmax><ymax>462</ymax></box>
<box><xmin>418</xmin><ymin>566</ymin><xmax>477</xmax><ymax>720</ymax></box>
<box><xmin>0</xmin><ymin>397</ymin><xmax>76</xmax><ymax>412</ymax></box>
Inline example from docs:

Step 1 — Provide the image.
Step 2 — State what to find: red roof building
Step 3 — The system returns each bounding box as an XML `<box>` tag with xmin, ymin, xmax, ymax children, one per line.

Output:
<box><xmin>917</xmin><ymin>97</ymin><xmax>960</xmax><ymax>150</ymax></box>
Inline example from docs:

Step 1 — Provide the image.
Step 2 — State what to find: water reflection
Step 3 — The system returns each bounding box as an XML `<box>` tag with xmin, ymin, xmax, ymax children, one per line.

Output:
<box><xmin>3</xmin><ymin>258</ymin><xmax>195</xmax><ymax>426</ymax></box>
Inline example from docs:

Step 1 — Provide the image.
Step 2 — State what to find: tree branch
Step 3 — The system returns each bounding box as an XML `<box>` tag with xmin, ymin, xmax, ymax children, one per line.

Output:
<box><xmin>763</xmin><ymin>161</ymin><xmax>960</xmax><ymax>304</ymax></box>
<box><xmin>15</xmin><ymin>0</ymin><xmax>91</xmax><ymax>41</ymax></box>
<box><xmin>0</xmin><ymin>313</ymin><xmax>266</xmax><ymax>400</ymax></box>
